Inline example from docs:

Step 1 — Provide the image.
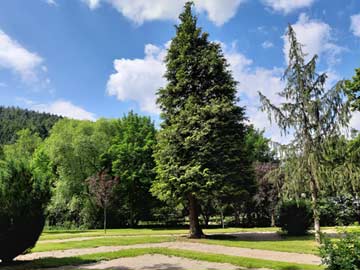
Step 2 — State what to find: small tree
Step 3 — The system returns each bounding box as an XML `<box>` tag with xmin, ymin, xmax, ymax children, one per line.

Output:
<box><xmin>259</xmin><ymin>25</ymin><xmax>350</xmax><ymax>241</ymax></box>
<box><xmin>254</xmin><ymin>162</ymin><xmax>282</xmax><ymax>227</ymax></box>
<box><xmin>87</xmin><ymin>169</ymin><xmax>118</xmax><ymax>234</ymax></box>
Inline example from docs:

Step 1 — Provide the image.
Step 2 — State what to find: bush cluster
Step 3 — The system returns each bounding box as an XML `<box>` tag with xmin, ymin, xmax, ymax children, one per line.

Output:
<box><xmin>278</xmin><ymin>200</ymin><xmax>312</xmax><ymax>236</ymax></box>
<box><xmin>0</xmin><ymin>159</ymin><xmax>50</xmax><ymax>262</ymax></box>
<box><xmin>320</xmin><ymin>233</ymin><xmax>360</xmax><ymax>270</ymax></box>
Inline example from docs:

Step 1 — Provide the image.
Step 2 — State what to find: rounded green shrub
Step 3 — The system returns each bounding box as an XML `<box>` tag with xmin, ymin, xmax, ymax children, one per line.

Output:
<box><xmin>0</xmin><ymin>157</ymin><xmax>51</xmax><ymax>262</ymax></box>
<box><xmin>278</xmin><ymin>200</ymin><xmax>312</xmax><ymax>236</ymax></box>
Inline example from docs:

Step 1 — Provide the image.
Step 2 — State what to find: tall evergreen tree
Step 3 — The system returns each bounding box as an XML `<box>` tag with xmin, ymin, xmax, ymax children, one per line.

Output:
<box><xmin>152</xmin><ymin>2</ymin><xmax>249</xmax><ymax>238</ymax></box>
<box><xmin>259</xmin><ymin>26</ymin><xmax>350</xmax><ymax>241</ymax></box>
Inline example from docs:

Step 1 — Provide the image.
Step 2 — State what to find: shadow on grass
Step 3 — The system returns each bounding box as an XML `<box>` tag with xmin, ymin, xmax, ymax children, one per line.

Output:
<box><xmin>42</xmin><ymin>230</ymin><xmax>92</xmax><ymax>235</ymax></box>
<box><xmin>0</xmin><ymin>257</ymin><xmax>95</xmax><ymax>270</ymax></box>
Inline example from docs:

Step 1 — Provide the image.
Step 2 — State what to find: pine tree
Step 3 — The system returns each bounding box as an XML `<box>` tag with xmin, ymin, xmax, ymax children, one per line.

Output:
<box><xmin>259</xmin><ymin>25</ymin><xmax>351</xmax><ymax>241</ymax></box>
<box><xmin>152</xmin><ymin>2</ymin><xmax>249</xmax><ymax>238</ymax></box>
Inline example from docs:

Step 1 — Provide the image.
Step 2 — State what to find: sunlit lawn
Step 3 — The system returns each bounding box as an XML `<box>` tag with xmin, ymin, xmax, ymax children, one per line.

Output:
<box><xmin>40</xmin><ymin>227</ymin><xmax>279</xmax><ymax>240</ymax></box>
<box><xmin>195</xmin><ymin>235</ymin><xmax>319</xmax><ymax>254</ymax></box>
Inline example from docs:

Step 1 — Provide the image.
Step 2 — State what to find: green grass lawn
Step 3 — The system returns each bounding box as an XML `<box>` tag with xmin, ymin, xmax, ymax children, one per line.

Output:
<box><xmin>40</xmin><ymin>227</ymin><xmax>279</xmax><ymax>240</ymax></box>
<box><xmin>196</xmin><ymin>235</ymin><xmax>319</xmax><ymax>254</ymax></box>
<box><xmin>36</xmin><ymin>227</ymin><xmax>345</xmax><ymax>255</ymax></box>
<box><xmin>33</xmin><ymin>236</ymin><xmax>175</xmax><ymax>252</ymax></box>
<box><xmin>40</xmin><ymin>228</ymin><xmax>279</xmax><ymax>240</ymax></box>
<box><xmin>0</xmin><ymin>227</ymin><xmax>333</xmax><ymax>270</ymax></box>
<box><xmin>3</xmin><ymin>248</ymin><xmax>324</xmax><ymax>270</ymax></box>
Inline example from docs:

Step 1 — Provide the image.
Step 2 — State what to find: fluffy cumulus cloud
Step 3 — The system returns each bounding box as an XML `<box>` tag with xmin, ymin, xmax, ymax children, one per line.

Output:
<box><xmin>0</xmin><ymin>30</ymin><xmax>44</xmax><ymax>82</ymax></box>
<box><xmin>262</xmin><ymin>0</ymin><xmax>315</xmax><ymax>14</ymax></box>
<box><xmin>31</xmin><ymin>100</ymin><xmax>96</xmax><ymax>121</ymax></box>
<box><xmin>106</xmin><ymin>40</ymin><xmax>289</xmax><ymax>142</ymax></box>
<box><xmin>350</xmin><ymin>13</ymin><xmax>360</xmax><ymax>37</ymax></box>
<box><xmin>82</xmin><ymin>0</ymin><xmax>244</xmax><ymax>26</ymax></box>
<box><xmin>106</xmin><ymin>44</ymin><xmax>167</xmax><ymax>114</ymax></box>
<box><xmin>223</xmin><ymin>44</ymin><xmax>287</xmax><ymax>142</ymax></box>
<box><xmin>283</xmin><ymin>13</ymin><xmax>344</xmax><ymax>66</ymax></box>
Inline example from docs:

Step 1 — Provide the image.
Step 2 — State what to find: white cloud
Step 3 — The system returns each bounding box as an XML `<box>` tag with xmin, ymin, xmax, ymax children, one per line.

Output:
<box><xmin>194</xmin><ymin>0</ymin><xmax>245</xmax><ymax>26</ymax></box>
<box><xmin>350</xmin><ymin>13</ymin><xmax>360</xmax><ymax>37</ymax></box>
<box><xmin>283</xmin><ymin>13</ymin><xmax>344</xmax><ymax>66</ymax></box>
<box><xmin>350</xmin><ymin>111</ymin><xmax>360</xmax><ymax>131</ymax></box>
<box><xmin>106</xmin><ymin>40</ymin><xmax>288</xmax><ymax>142</ymax></box>
<box><xmin>31</xmin><ymin>100</ymin><xmax>96</xmax><ymax>121</ymax></box>
<box><xmin>0</xmin><ymin>30</ymin><xmax>44</xmax><ymax>82</ymax></box>
<box><xmin>262</xmin><ymin>0</ymin><xmax>315</xmax><ymax>14</ymax></box>
<box><xmin>223</xmin><ymin>44</ymin><xmax>287</xmax><ymax>143</ymax></box>
<box><xmin>262</xmin><ymin>40</ymin><xmax>274</xmax><ymax>48</ymax></box>
<box><xmin>83</xmin><ymin>0</ymin><xmax>244</xmax><ymax>26</ymax></box>
<box><xmin>45</xmin><ymin>0</ymin><xmax>57</xmax><ymax>6</ymax></box>
<box><xmin>0</xmin><ymin>82</ymin><xmax>7</xmax><ymax>87</ymax></box>
<box><xmin>106</xmin><ymin>43</ymin><xmax>166</xmax><ymax>114</ymax></box>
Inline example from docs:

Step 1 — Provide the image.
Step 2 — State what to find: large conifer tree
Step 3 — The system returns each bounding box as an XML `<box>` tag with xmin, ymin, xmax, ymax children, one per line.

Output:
<box><xmin>152</xmin><ymin>2</ymin><xmax>248</xmax><ymax>238</ymax></box>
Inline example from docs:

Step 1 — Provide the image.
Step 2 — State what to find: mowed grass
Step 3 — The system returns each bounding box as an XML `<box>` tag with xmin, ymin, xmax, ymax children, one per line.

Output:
<box><xmin>4</xmin><ymin>248</ymin><xmax>324</xmax><ymax>270</ymax></box>
<box><xmin>35</xmin><ymin>233</ymin><xmax>319</xmax><ymax>255</ymax></box>
<box><xmin>196</xmin><ymin>235</ymin><xmax>319</xmax><ymax>254</ymax></box>
<box><xmin>40</xmin><ymin>227</ymin><xmax>279</xmax><ymax>240</ymax></box>
<box><xmin>36</xmin><ymin>227</ymin><xmax>338</xmax><ymax>255</ymax></box>
<box><xmin>33</xmin><ymin>236</ymin><xmax>175</xmax><ymax>252</ymax></box>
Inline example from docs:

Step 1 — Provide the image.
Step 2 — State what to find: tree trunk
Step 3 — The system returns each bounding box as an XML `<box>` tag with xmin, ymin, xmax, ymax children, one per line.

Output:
<box><xmin>188</xmin><ymin>193</ymin><xmax>204</xmax><ymax>238</ymax></box>
<box><xmin>310</xmin><ymin>178</ymin><xmax>320</xmax><ymax>242</ymax></box>
<box><xmin>104</xmin><ymin>205</ymin><xmax>107</xmax><ymax>235</ymax></box>
<box><xmin>234</xmin><ymin>209</ymin><xmax>240</xmax><ymax>226</ymax></box>
<box><xmin>202</xmin><ymin>213</ymin><xmax>210</xmax><ymax>228</ymax></box>
<box><xmin>220</xmin><ymin>209</ymin><xmax>225</xmax><ymax>229</ymax></box>
<box><xmin>271</xmin><ymin>209</ymin><xmax>276</xmax><ymax>227</ymax></box>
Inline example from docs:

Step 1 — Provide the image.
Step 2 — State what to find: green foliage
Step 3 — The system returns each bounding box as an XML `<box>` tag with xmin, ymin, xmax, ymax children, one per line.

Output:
<box><xmin>253</xmin><ymin>162</ymin><xmax>282</xmax><ymax>227</ymax></box>
<box><xmin>0</xmin><ymin>106</ymin><xmax>61</xmax><ymax>145</ymax></box>
<box><xmin>44</xmin><ymin>118</ymin><xmax>118</xmax><ymax>228</ymax></box>
<box><xmin>245</xmin><ymin>126</ymin><xmax>275</xmax><ymax>163</ymax></box>
<box><xmin>278</xmin><ymin>200</ymin><xmax>312</xmax><ymax>236</ymax></box>
<box><xmin>109</xmin><ymin>112</ymin><xmax>158</xmax><ymax>226</ymax></box>
<box><xmin>319</xmin><ymin>195</ymin><xmax>360</xmax><ymax>226</ymax></box>
<box><xmin>153</xmin><ymin>2</ymin><xmax>250</xmax><ymax>237</ymax></box>
<box><xmin>0</xmin><ymin>131</ymin><xmax>52</xmax><ymax>261</ymax></box>
<box><xmin>320</xmin><ymin>233</ymin><xmax>360</xmax><ymax>270</ymax></box>
<box><xmin>345</xmin><ymin>68</ymin><xmax>360</xmax><ymax>111</ymax></box>
<box><xmin>43</xmin><ymin>114</ymin><xmax>161</xmax><ymax>228</ymax></box>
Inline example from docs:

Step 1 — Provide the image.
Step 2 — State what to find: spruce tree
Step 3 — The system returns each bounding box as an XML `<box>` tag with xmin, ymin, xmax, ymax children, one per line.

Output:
<box><xmin>152</xmin><ymin>2</ymin><xmax>248</xmax><ymax>238</ymax></box>
<box><xmin>259</xmin><ymin>26</ymin><xmax>351</xmax><ymax>241</ymax></box>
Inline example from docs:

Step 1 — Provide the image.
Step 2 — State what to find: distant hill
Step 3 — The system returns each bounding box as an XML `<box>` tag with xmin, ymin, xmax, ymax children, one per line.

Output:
<box><xmin>0</xmin><ymin>106</ymin><xmax>62</xmax><ymax>145</ymax></box>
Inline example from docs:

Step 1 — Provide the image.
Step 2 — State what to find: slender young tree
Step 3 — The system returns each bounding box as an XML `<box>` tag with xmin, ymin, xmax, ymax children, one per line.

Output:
<box><xmin>87</xmin><ymin>169</ymin><xmax>118</xmax><ymax>234</ymax></box>
<box><xmin>153</xmin><ymin>2</ymin><xmax>248</xmax><ymax>238</ymax></box>
<box><xmin>259</xmin><ymin>25</ymin><xmax>350</xmax><ymax>241</ymax></box>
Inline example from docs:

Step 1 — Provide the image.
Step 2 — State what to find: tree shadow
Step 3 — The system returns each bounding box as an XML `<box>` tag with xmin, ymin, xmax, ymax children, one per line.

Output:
<box><xmin>0</xmin><ymin>257</ymin><xmax>96</xmax><ymax>270</ymax></box>
<box><xmin>42</xmin><ymin>230</ymin><xmax>92</xmax><ymax>235</ymax></box>
<box><xmin>206</xmin><ymin>232</ymin><xmax>282</xmax><ymax>241</ymax></box>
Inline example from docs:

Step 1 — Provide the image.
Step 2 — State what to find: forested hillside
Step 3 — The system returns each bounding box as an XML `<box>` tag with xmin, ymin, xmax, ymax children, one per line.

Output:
<box><xmin>0</xmin><ymin>106</ymin><xmax>61</xmax><ymax>145</ymax></box>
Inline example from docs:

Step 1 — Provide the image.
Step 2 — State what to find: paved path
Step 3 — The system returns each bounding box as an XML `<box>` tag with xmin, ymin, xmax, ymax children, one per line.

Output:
<box><xmin>17</xmin><ymin>241</ymin><xmax>321</xmax><ymax>265</ymax></box>
<box><xmin>42</xmin><ymin>254</ymin><xmax>256</xmax><ymax>270</ymax></box>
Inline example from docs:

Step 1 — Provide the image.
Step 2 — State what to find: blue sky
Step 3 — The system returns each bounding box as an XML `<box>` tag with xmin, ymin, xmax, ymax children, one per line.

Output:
<box><xmin>0</xmin><ymin>0</ymin><xmax>359</xmax><ymax>141</ymax></box>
